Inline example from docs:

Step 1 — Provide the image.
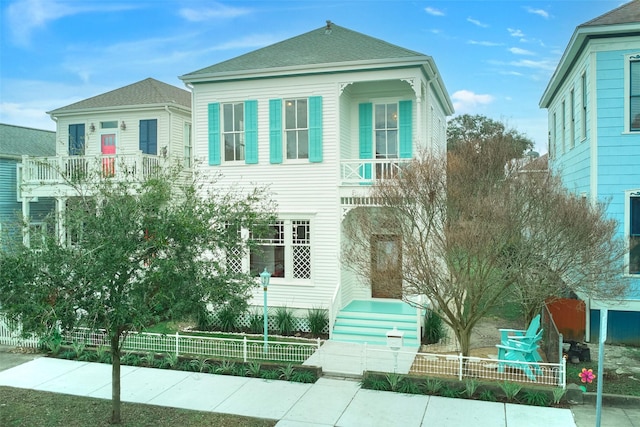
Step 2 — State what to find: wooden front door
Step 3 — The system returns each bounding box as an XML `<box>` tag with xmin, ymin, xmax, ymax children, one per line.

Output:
<box><xmin>371</xmin><ymin>234</ymin><xmax>402</xmax><ymax>299</ymax></box>
<box><xmin>101</xmin><ymin>134</ymin><xmax>116</xmax><ymax>177</ymax></box>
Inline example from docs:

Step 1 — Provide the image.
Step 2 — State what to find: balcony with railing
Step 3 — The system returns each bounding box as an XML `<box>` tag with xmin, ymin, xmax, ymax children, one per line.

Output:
<box><xmin>20</xmin><ymin>153</ymin><xmax>164</xmax><ymax>198</ymax></box>
<box><xmin>340</xmin><ymin>158</ymin><xmax>410</xmax><ymax>186</ymax></box>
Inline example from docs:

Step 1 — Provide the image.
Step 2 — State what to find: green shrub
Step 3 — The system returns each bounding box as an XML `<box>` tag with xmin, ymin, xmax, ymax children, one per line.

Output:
<box><xmin>142</xmin><ymin>352</ymin><xmax>157</xmax><ymax>367</ymax></box>
<box><xmin>279</xmin><ymin>363</ymin><xmax>295</xmax><ymax>381</ymax></box>
<box><xmin>274</xmin><ymin>306</ymin><xmax>295</xmax><ymax>335</ymax></box>
<box><xmin>422</xmin><ymin>378</ymin><xmax>443</xmax><ymax>395</ymax></box>
<box><xmin>216</xmin><ymin>305</ymin><xmax>243</xmax><ymax>332</ymax></box>
<box><xmin>423</xmin><ymin>309</ymin><xmax>446</xmax><ymax>344</ymax></box>
<box><xmin>215</xmin><ymin>360</ymin><xmax>236</xmax><ymax>375</ymax></box>
<box><xmin>386</xmin><ymin>373</ymin><xmax>403</xmax><ymax>392</ymax></box>
<box><xmin>247</xmin><ymin>307</ymin><xmax>264</xmax><ymax>334</ymax></box>
<box><xmin>291</xmin><ymin>370</ymin><xmax>317</xmax><ymax>383</ymax></box>
<box><xmin>306</xmin><ymin>308</ymin><xmax>328</xmax><ymax>337</ymax></box>
<box><xmin>190</xmin><ymin>357</ymin><xmax>212</xmax><ymax>373</ymax></box>
<box><xmin>441</xmin><ymin>385</ymin><xmax>461</xmax><ymax>398</ymax></box>
<box><xmin>96</xmin><ymin>346</ymin><xmax>111</xmax><ymax>364</ymax></box>
<box><xmin>261</xmin><ymin>369</ymin><xmax>280</xmax><ymax>380</ymax></box>
<box><xmin>72</xmin><ymin>342</ymin><xmax>86</xmax><ymax>358</ymax></box>
<box><xmin>499</xmin><ymin>381</ymin><xmax>522</xmax><ymax>402</ymax></box>
<box><xmin>122</xmin><ymin>352</ymin><xmax>141</xmax><ymax>366</ymax></box>
<box><xmin>523</xmin><ymin>391</ymin><xmax>550</xmax><ymax>407</ymax></box>
<box><xmin>160</xmin><ymin>352</ymin><xmax>179</xmax><ymax>369</ymax></box>
<box><xmin>245</xmin><ymin>361</ymin><xmax>262</xmax><ymax>377</ymax></box>
<box><xmin>479</xmin><ymin>389</ymin><xmax>497</xmax><ymax>402</ymax></box>
<box><xmin>464</xmin><ymin>379</ymin><xmax>479</xmax><ymax>398</ymax></box>
<box><xmin>398</xmin><ymin>379</ymin><xmax>422</xmax><ymax>394</ymax></box>
<box><xmin>552</xmin><ymin>387</ymin><xmax>567</xmax><ymax>404</ymax></box>
<box><xmin>40</xmin><ymin>331</ymin><xmax>63</xmax><ymax>355</ymax></box>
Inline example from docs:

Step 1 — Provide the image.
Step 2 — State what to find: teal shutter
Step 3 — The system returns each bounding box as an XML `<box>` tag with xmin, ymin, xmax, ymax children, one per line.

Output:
<box><xmin>399</xmin><ymin>100</ymin><xmax>412</xmax><ymax>158</ymax></box>
<box><xmin>308</xmin><ymin>96</ymin><xmax>323</xmax><ymax>163</ymax></box>
<box><xmin>208</xmin><ymin>103</ymin><xmax>220</xmax><ymax>165</ymax></box>
<box><xmin>245</xmin><ymin>100</ymin><xmax>258</xmax><ymax>164</ymax></box>
<box><xmin>359</xmin><ymin>103</ymin><xmax>373</xmax><ymax>179</ymax></box>
<box><xmin>269</xmin><ymin>99</ymin><xmax>282</xmax><ymax>164</ymax></box>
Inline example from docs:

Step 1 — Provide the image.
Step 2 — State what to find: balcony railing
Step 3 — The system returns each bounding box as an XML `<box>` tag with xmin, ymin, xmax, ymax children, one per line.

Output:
<box><xmin>340</xmin><ymin>159</ymin><xmax>410</xmax><ymax>186</ymax></box>
<box><xmin>21</xmin><ymin>153</ymin><xmax>163</xmax><ymax>185</ymax></box>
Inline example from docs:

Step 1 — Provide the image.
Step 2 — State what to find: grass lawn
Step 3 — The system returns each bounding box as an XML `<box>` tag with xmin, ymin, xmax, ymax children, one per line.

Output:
<box><xmin>0</xmin><ymin>386</ymin><xmax>276</xmax><ymax>427</ymax></box>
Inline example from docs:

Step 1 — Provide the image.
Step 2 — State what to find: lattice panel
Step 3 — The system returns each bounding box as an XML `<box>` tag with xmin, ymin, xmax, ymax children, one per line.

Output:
<box><xmin>293</xmin><ymin>246</ymin><xmax>311</xmax><ymax>279</ymax></box>
<box><xmin>226</xmin><ymin>247</ymin><xmax>243</xmax><ymax>274</ymax></box>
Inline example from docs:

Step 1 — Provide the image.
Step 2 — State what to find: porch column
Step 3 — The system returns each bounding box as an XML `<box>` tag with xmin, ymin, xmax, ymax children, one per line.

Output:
<box><xmin>56</xmin><ymin>197</ymin><xmax>67</xmax><ymax>245</ymax></box>
<box><xmin>21</xmin><ymin>196</ymin><xmax>31</xmax><ymax>247</ymax></box>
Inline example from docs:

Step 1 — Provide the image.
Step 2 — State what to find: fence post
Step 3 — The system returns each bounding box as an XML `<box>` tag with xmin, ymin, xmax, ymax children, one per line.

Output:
<box><xmin>458</xmin><ymin>353</ymin><xmax>463</xmax><ymax>381</ymax></box>
<box><xmin>561</xmin><ymin>357</ymin><xmax>567</xmax><ymax>389</ymax></box>
<box><xmin>316</xmin><ymin>337</ymin><xmax>320</xmax><ymax>351</ymax></box>
<box><xmin>243</xmin><ymin>336</ymin><xmax>247</xmax><ymax>363</ymax></box>
<box><xmin>362</xmin><ymin>343</ymin><xmax>367</xmax><ymax>374</ymax></box>
<box><xmin>175</xmin><ymin>332</ymin><xmax>179</xmax><ymax>357</ymax></box>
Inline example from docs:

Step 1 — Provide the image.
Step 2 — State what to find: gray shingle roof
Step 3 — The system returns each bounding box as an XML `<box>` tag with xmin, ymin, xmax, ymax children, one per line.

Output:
<box><xmin>580</xmin><ymin>0</ymin><xmax>640</xmax><ymax>27</ymax></box>
<box><xmin>0</xmin><ymin>123</ymin><xmax>56</xmax><ymax>158</ymax></box>
<box><xmin>48</xmin><ymin>78</ymin><xmax>191</xmax><ymax>115</ymax></box>
<box><xmin>182</xmin><ymin>22</ymin><xmax>428</xmax><ymax>78</ymax></box>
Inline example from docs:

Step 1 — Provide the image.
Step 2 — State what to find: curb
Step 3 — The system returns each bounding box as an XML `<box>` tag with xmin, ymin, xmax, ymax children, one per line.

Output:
<box><xmin>581</xmin><ymin>392</ymin><xmax>640</xmax><ymax>408</ymax></box>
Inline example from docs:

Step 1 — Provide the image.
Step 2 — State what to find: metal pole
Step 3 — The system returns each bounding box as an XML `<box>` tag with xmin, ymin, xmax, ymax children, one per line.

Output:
<box><xmin>595</xmin><ymin>308</ymin><xmax>607</xmax><ymax>427</ymax></box>
<box><xmin>263</xmin><ymin>286</ymin><xmax>268</xmax><ymax>354</ymax></box>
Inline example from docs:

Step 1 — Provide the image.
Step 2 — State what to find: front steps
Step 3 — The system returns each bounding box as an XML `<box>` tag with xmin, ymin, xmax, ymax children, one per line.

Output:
<box><xmin>331</xmin><ymin>300</ymin><xmax>421</xmax><ymax>347</ymax></box>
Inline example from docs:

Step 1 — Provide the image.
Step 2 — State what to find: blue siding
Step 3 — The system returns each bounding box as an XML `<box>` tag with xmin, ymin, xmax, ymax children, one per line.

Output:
<box><xmin>590</xmin><ymin>309</ymin><xmax>640</xmax><ymax>346</ymax></box>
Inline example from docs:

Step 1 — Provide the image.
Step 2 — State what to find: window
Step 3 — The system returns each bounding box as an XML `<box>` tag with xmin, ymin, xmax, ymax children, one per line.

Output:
<box><xmin>222</xmin><ymin>102</ymin><xmax>245</xmax><ymax>161</ymax></box>
<box><xmin>139</xmin><ymin>119</ymin><xmax>157</xmax><ymax>155</ymax></box>
<box><xmin>581</xmin><ymin>72</ymin><xmax>587</xmax><ymax>139</ymax></box>
<box><xmin>101</xmin><ymin>121</ymin><xmax>117</xmax><ymax>129</ymax></box>
<box><xmin>570</xmin><ymin>89</ymin><xmax>575</xmax><ymax>149</ymax></box>
<box><xmin>250</xmin><ymin>219</ymin><xmax>311</xmax><ymax>280</ymax></box>
<box><xmin>550</xmin><ymin>113</ymin><xmax>557</xmax><ymax>159</ymax></box>
<box><xmin>630</xmin><ymin>195</ymin><xmax>640</xmax><ymax>274</ymax></box>
<box><xmin>631</xmin><ymin>58</ymin><xmax>640</xmax><ymax>131</ymax></box>
<box><xmin>375</xmin><ymin>103</ymin><xmax>398</xmax><ymax>159</ymax></box>
<box><xmin>183</xmin><ymin>123</ymin><xmax>192</xmax><ymax>168</ymax></box>
<box><xmin>68</xmin><ymin>124</ymin><xmax>85</xmax><ymax>156</ymax></box>
<box><xmin>285</xmin><ymin>99</ymin><xmax>308</xmax><ymax>159</ymax></box>
<box><xmin>561</xmin><ymin>100</ymin><xmax>566</xmax><ymax>154</ymax></box>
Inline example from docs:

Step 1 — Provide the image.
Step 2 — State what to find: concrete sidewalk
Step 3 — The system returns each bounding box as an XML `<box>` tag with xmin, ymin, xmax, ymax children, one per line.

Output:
<box><xmin>0</xmin><ymin>357</ymin><xmax>578</xmax><ymax>427</ymax></box>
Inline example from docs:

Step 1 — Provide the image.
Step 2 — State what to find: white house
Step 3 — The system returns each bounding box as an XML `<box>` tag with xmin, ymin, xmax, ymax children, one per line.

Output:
<box><xmin>181</xmin><ymin>22</ymin><xmax>453</xmax><ymax>346</ymax></box>
<box><xmin>19</xmin><ymin>77</ymin><xmax>192</xmax><ymax>245</ymax></box>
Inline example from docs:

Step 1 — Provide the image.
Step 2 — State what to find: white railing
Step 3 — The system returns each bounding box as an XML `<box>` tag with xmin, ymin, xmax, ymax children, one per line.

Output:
<box><xmin>21</xmin><ymin>153</ymin><xmax>163</xmax><ymax>185</ymax></box>
<box><xmin>340</xmin><ymin>159</ymin><xmax>411</xmax><ymax>186</ymax></box>
<box><xmin>328</xmin><ymin>284</ymin><xmax>342</xmax><ymax>339</ymax></box>
<box><xmin>365</xmin><ymin>347</ymin><xmax>566</xmax><ymax>388</ymax></box>
<box><xmin>65</xmin><ymin>328</ymin><xmax>322</xmax><ymax>363</ymax></box>
<box><xmin>0</xmin><ymin>314</ymin><xmax>40</xmax><ymax>348</ymax></box>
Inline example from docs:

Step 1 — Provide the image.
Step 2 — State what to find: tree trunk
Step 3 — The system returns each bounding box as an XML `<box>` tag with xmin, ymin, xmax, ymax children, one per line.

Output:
<box><xmin>455</xmin><ymin>327</ymin><xmax>472</xmax><ymax>358</ymax></box>
<box><xmin>110</xmin><ymin>335</ymin><xmax>121</xmax><ymax>424</ymax></box>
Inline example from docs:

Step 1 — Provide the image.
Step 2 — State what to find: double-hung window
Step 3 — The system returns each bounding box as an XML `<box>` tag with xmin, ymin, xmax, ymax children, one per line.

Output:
<box><xmin>285</xmin><ymin>99</ymin><xmax>309</xmax><ymax>159</ymax></box>
<box><xmin>375</xmin><ymin>103</ymin><xmax>399</xmax><ymax>159</ymax></box>
<box><xmin>223</xmin><ymin>102</ymin><xmax>245</xmax><ymax>162</ymax></box>
<box><xmin>631</xmin><ymin>58</ymin><xmax>640</xmax><ymax>132</ymax></box>
<box><xmin>183</xmin><ymin>123</ymin><xmax>192</xmax><ymax>168</ymax></box>
<box><xmin>250</xmin><ymin>219</ymin><xmax>311</xmax><ymax>280</ymax></box>
<box><xmin>630</xmin><ymin>194</ymin><xmax>640</xmax><ymax>275</ymax></box>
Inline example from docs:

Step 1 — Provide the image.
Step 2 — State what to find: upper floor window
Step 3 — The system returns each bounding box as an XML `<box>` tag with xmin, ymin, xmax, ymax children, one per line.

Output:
<box><xmin>68</xmin><ymin>124</ymin><xmax>85</xmax><ymax>156</ymax></box>
<box><xmin>570</xmin><ymin>89</ymin><xmax>575</xmax><ymax>149</ymax></box>
<box><xmin>375</xmin><ymin>103</ymin><xmax>398</xmax><ymax>159</ymax></box>
<box><xmin>139</xmin><ymin>119</ymin><xmax>157</xmax><ymax>155</ymax></box>
<box><xmin>101</xmin><ymin>121</ymin><xmax>118</xmax><ymax>129</ymax></box>
<box><xmin>223</xmin><ymin>102</ymin><xmax>245</xmax><ymax>162</ymax></box>
<box><xmin>630</xmin><ymin>58</ymin><xmax>640</xmax><ymax>132</ymax></box>
<box><xmin>581</xmin><ymin>72</ymin><xmax>587</xmax><ymax>139</ymax></box>
<box><xmin>183</xmin><ymin>123</ymin><xmax>192</xmax><ymax>168</ymax></box>
<box><xmin>285</xmin><ymin>99</ymin><xmax>308</xmax><ymax>159</ymax></box>
<box><xmin>630</xmin><ymin>194</ymin><xmax>640</xmax><ymax>275</ymax></box>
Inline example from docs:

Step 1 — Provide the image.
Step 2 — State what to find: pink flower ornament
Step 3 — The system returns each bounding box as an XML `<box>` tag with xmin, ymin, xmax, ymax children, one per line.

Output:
<box><xmin>579</xmin><ymin>368</ymin><xmax>595</xmax><ymax>383</ymax></box>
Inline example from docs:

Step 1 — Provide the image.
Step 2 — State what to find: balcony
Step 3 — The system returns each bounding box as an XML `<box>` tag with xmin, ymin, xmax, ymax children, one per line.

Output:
<box><xmin>340</xmin><ymin>159</ymin><xmax>410</xmax><ymax>186</ymax></box>
<box><xmin>20</xmin><ymin>153</ymin><xmax>164</xmax><ymax>198</ymax></box>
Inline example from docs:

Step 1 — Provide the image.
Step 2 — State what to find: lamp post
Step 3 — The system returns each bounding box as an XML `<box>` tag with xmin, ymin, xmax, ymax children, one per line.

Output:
<box><xmin>260</xmin><ymin>267</ymin><xmax>271</xmax><ymax>354</ymax></box>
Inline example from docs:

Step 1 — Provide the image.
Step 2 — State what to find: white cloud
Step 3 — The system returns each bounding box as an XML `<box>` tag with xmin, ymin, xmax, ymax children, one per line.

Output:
<box><xmin>179</xmin><ymin>3</ymin><xmax>251</xmax><ymax>22</ymax></box>
<box><xmin>510</xmin><ymin>59</ymin><xmax>556</xmax><ymax>72</ymax></box>
<box><xmin>508</xmin><ymin>28</ymin><xmax>525</xmax><ymax>38</ymax></box>
<box><xmin>6</xmin><ymin>0</ymin><xmax>137</xmax><ymax>47</ymax></box>
<box><xmin>424</xmin><ymin>7</ymin><xmax>445</xmax><ymax>16</ymax></box>
<box><xmin>509</xmin><ymin>47</ymin><xmax>535</xmax><ymax>56</ymax></box>
<box><xmin>467</xmin><ymin>17</ymin><xmax>489</xmax><ymax>28</ymax></box>
<box><xmin>526</xmin><ymin>7</ymin><xmax>549</xmax><ymax>19</ymax></box>
<box><xmin>451</xmin><ymin>90</ymin><xmax>494</xmax><ymax>113</ymax></box>
<box><xmin>469</xmin><ymin>40</ymin><xmax>503</xmax><ymax>47</ymax></box>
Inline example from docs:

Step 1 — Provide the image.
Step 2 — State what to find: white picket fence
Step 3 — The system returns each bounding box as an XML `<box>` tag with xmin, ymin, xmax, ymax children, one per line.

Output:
<box><xmin>65</xmin><ymin>328</ymin><xmax>322</xmax><ymax>363</ymax></box>
<box><xmin>0</xmin><ymin>314</ymin><xmax>40</xmax><ymax>348</ymax></box>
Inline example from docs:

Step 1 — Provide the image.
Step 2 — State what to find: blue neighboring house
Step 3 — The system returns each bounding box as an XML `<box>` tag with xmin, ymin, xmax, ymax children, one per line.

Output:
<box><xmin>0</xmin><ymin>123</ymin><xmax>56</xmax><ymax>252</ymax></box>
<box><xmin>540</xmin><ymin>1</ymin><xmax>640</xmax><ymax>345</ymax></box>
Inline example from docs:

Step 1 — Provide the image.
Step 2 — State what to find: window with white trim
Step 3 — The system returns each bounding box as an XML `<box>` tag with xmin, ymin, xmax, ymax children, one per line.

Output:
<box><xmin>630</xmin><ymin>57</ymin><xmax>640</xmax><ymax>132</ymax></box>
<box><xmin>570</xmin><ymin>89</ymin><xmax>575</xmax><ymax>149</ymax></box>
<box><xmin>285</xmin><ymin>99</ymin><xmax>309</xmax><ymax>159</ymax></box>
<box><xmin>222</xmin><ymin>102</ymin><xmax>245</xmax><ymax>161</ymax></box>
<box><xmin>375</xmin><ymin>103</ymin><xmax>398</xmax><ymax>159</ymax></box>
<box><xmin>249</xmin><ymin>219</ymin><xmax>311</xmax><ymax>280</ymax></box>
<box><xmin>581</xmin><ymin>72</ymin><xmax>587</xmax><ymax>139</ymax></box>
<box><xmin>630</xmin><ymin>193</ymin><xmax>640</xmax><ymax>275</ymax></box>
<box><xmin>183</xmin><ymin>123</ymin><xmax>192</xmax><ymax>168</ymax></box>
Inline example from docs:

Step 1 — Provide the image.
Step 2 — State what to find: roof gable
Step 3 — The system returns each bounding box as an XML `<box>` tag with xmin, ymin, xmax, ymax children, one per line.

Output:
<box><xmin>580</xmin><ymin>0</ymin><xmax>640</xmax><ymax>27</ymax></box>
<box><xmin>181</xmin><ymin>22</ymin><xmax>428</xmax><ymax>79</ymax></box>
<box><xmin>0</xmin><ymin>123</ymin><xmax>56</xmax><ymax>158</ymax></box>
<box><xmin>48</xmin><ymin>78</ymin><xmax>191</xmax><ymax>115</ymax></box>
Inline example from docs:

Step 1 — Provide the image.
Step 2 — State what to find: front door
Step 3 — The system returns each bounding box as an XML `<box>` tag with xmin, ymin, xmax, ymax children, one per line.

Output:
<box><xmin>101</xmin><ymin>134</ymin><xmax>116</xmax><ymax>177</ymax></box>
<box><xmin>371</xmin><ymin>234</ymin><xmax>402</xmax><ymax>299</ymax></box>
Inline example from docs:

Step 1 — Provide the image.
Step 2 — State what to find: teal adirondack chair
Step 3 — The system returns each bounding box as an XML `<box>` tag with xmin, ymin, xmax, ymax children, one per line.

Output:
<box><xmin>496</xmin><ymin>314</ymin><xmax>544</xmax><ymax>380</ymax></box>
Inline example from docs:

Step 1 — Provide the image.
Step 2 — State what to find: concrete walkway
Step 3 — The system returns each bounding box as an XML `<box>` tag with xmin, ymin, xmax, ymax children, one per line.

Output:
<box><xmin>0</xmin><ymin>356</ymin><xmax>578</xmax><ymax>427</ymax></box>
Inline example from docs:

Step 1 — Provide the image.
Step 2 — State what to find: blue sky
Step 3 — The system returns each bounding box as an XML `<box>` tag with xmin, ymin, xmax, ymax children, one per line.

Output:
<box><xmin>0</xmin><ymin>0</ymin><xmax>628</xmax><ymax>154</ymax></box>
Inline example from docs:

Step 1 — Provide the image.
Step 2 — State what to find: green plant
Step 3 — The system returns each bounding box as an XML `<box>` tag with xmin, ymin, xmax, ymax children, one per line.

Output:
<box><xmin>499</xmin><ymin>381</ymin><xmax>522</xmax><ymax>402</ymax></box>
<box><xmin>479</xmin><ymin>389</ymin><xmax>497</xmax><ymax>402</ymax></box>
<box><xmin>441</xmin><ymin>385</ymin><xmax>461</xmax><ymax>398</ymax></box>
<box><xmin>72</xmin><ymin>341</ymin><xmax>86</xmax><ymax>358</ymax></box>
<box><xmin>245</xmin><ymin>361</ymin><xmax>262</xmax><ymax>377</ymax></box>
<box><xmin>552</xmin><ymin>387</ymin><xmax>567</xmax><ymax>405</ymax></box>
<box><xmin>306</xmin><ymin>308</ymin><xmax>328</xmax><ymax>337</ymax></box>
<box><xmin>78</xmin><ymin>349</ymin><xmax>96</xmax><ymax>362</ymax></box>
<box><xmin>215</xmin><ymin>360</ymin><xmax>236</xmax><ymax>375</ymax></box>
<box><xmin>464</xmin><ymin>379</ymin><xmax>479</xmax><ymax>398</ymax></box>
<box><xmin>398</xmin><ymin>379</ymin><xmax>422</xmax><ymax>394</ymax></box>
<box><xmin>365</xmin><ymin>376</ymin><xmax>390</xmax><ymax>391</ymax></box>
<box><xmin>274</xmin><ymin>306</ymin><xmax>295</xmax><ymax>336</ymax></box>
<box><xmin>216</xmin><ymin>305</ymin><xmax>242</xmax><ymax>332</ymax></box>
<box><xmin>96</xmin><ymin>346</ymin><xmax>111</xmax><ymax>364</ymax></box>
<box><xmin>178</xmin><ymin>360</ymin><xmax>192</xmax><ymax>371</ymax></box>
<box><xmin>260</xmin><ymin>369</ymin><xmax>280</xmax><ymax>380</ymax></box>
<box><xmin>122</xmin><ymin>352</ymin><xmax>141</xmax><ymax>366</ymax></box>
<box><xmin>160</xmin><ymin>352</ymin><xmax>179</xmax><ymax>369</ymax></box>
<box><xmin>423</xmin><ymin>309</ymin><xmax>446</xmax><ymax>344</ymax></box>
<box><xmin>60</xmin><ymin>349</ymin><xmax>76</xmax><ymax>359</ymax></box>
<box><xmin>41</xmin><ymin>331</ymin><xmax>63</xmax><ymax>355</ymax></box>
<box><xmin>523</xmin><ymin>391</ymin><xmax>550</xmax><ymax>407</ymax></box>
<box><xmin>279</xmin><ymin>363</ymin><xmax>295</xmax><ymax>381</ymax></box>
<box><xmin>247</xmin><ymin>307</ymin><xmax>264</xmax><ymax>334</ymax></box>
<box><xmin>422</xmin><ymin>378</ymin><xmax>443</xmax><ymax>395</ymax></box>
<box><xmin>291</xmin><ymin>370</ymin><xmax>317</xmax><ymax>383</ymax></box>
<box><xmin>142</xmin><ymin>352</ymin><xmax>156</xmax><ymax>367</ymax></box>
<box><xmin>190</xmin><ymin>357</ymin><xmax>212</xmax><ymax>373</ymax></box>
<box><xmin>386</xmin><ymin>373</ymin><xmax>403</xmax><ymax>392</ymax></box>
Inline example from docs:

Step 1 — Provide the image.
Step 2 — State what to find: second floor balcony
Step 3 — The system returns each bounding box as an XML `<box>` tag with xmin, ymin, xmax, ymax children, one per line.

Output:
<box><xmin>340</xmin><ymin>158</ymin><xmax>410</xmax><ymax>186</ymax></box>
